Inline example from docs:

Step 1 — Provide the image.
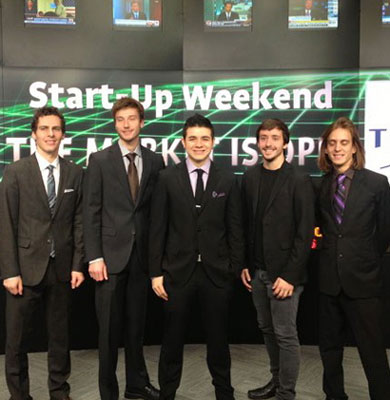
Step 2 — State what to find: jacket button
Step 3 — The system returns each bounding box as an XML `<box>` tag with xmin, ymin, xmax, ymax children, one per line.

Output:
<box><xmin>338</xmin><ymin>234</ymin><xmax>343</xmax><ymax>238</ymax></box>
<box><xmin>47</xmin><ymin>239</ymin><xmax>51</xmax><ymax>244</ymax></box>
<box><xmin>339</xmin><ymin>253</ymin><xmax>343</xmax><ymax>258</ymax></box>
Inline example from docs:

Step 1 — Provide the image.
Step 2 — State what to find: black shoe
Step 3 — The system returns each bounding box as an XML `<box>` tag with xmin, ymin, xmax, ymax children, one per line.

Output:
<box><xmin>124</xmin><ymin>383</ymin><xmax>160</xmax><ymax>400</ymax></box>
<box><xmin>248</xmin><ymin>380</ymin><xmax>278</xmax><ymax>399</ymax></box>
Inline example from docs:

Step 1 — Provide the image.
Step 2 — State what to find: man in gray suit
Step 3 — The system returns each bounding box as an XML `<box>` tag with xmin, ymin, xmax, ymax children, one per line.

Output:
<box><xmin>0</xmin><ymin>106</ymin><xmax>84</xmax><ymax>400</ymax></box>
<box><xmin>83</xmin><ymin>97</ymin><xmax>164</xmax><ymax>400</ymax></box>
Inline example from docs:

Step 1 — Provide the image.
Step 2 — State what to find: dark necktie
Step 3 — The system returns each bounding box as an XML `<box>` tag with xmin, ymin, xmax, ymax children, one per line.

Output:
<box><xmin>126</xmin><ymin>153</ymin><xmax>139</xmax><ymax>203</ymax></box>
<box><xmin>195</xmin><ymin>169</ymin><xmax>204</xmax><ymax>211</ymax></box>
<box><xmin>47</xmin><ymin>165</ymin><xmax>56</xmax><ymax>257</ymax></box>
<box><xmin>334</xmin><ymin>173</ymin><xmax>346</xmax><ymax>224</ymax></box>
<box><xmin>47</xmin><ymin>165</ymin><xmax>56</xmax><ymax>216</ymax></box>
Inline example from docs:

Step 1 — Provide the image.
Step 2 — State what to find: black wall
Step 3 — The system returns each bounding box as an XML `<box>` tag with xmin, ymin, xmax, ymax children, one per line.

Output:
<box><xmin>0</xmin><ymin>0</ymin><xmax>363</xmax><ymax>71</ymax></box>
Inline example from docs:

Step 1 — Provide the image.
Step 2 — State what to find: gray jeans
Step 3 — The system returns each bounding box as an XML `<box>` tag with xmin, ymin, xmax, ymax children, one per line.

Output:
<box><xmin>251</xmin><ymin>269</ymin><xmax>303</xmax><ymax>400</ymax></box>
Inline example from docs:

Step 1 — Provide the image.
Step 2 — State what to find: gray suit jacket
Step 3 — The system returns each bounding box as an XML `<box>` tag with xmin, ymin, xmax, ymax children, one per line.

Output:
<box><xmin>83</xmin><ymin>142</ymin><xmax>164</xmax><ymax>273</ymax></box>
<box><xmin>0</xmin><ymin>154</ymin><xmax>84</xmax><ymax>286</ymax></box>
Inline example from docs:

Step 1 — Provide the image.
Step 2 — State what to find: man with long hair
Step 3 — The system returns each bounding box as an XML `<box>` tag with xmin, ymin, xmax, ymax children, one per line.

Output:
<box><xmin>316</xmin><ymin>117</ymin><xmax>390</xmax><ymax>400</ymax></box>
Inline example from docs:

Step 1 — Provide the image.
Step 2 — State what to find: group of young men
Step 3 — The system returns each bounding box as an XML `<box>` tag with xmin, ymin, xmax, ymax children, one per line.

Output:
<box><xmin>0</xmin><ymin>97</ymin><xmax>389</xmax><ymax>400</ymax></box>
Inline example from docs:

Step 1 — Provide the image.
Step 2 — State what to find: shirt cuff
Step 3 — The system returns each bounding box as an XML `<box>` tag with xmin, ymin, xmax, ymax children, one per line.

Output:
<box><xmin>89</xmin><ymin>258</ymin><xmax>104</xmax><ymax>264</ymax></box>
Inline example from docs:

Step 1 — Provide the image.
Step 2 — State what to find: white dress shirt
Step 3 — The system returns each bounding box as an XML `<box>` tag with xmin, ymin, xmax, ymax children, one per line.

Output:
<box><xmin>35</xmin><ymin>151</ymin><xmax>60</xmax><ymax>195</ymax></box>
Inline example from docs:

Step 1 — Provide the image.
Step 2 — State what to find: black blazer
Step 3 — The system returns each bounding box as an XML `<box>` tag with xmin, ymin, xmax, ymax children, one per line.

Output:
<box><xmin>317</xmin><ymin>168</ymin><xmax>390</xmax><ymax>298</ymax></box>
<box><xmin>83</xmin><ymin>142</ymin><xmax>164</xmax><ymax>274</ymax></box>
<box><xmin>0</xmin><ymin>154</ymin><xmax>84</xmax><ymax>286</ymax></box>
<box><xmin>242</xmin><ymin>162</ymin><xmax>315</xmax><ymax>286</ymax></box>
<box><xmin>217</xmin><ymin>11</ymin><xmax>240</xmax><ymax>21</ymax></box>
<box><xmin>148</xmin><ymin>161</ymin><xmax>244</xmax><ymax>287</ymax></box>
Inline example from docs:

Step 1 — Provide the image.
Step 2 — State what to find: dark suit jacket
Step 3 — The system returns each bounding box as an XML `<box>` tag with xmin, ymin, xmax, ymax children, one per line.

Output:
<box><xmin>242</xmin><ymin>162</ymin><xmax>315</xmax><ymax>286</ymax></box>
<box><xmin>148</xmin><ymin>161</ymin><xmax>244</xmax><ymax>288</ymax></box>
<box><xmin>83</xmin><ymin>143</ymin><xmax>164</xmax><ymax>274</ymax></box>
<box><xmin>126</xmin><ymin>11</ymin><xmax>147</xmax><ymax>20</ymax></box>
<box><xmin>0</xmin><ymin>154</ymin><xmax>84</xmax><ymax>286</ymax></box>
<box><xmin>217</xmin><ymin>11</ymin><xmax>240</xmax><ymax>21</ymax></box>
<box><xmin>317</xmin><ymin>168</ymin><xmax>390</xmax><ymax>298</ymax></box>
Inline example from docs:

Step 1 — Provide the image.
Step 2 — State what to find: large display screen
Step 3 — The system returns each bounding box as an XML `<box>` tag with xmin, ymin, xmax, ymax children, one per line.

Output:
<box><xmin>383</xmin><ymin>1</ymin><xmax>390</xmax><ymax>25</ymax></box>
<box><xmin>24</xmin><ymin>0</ymin><xmax>76</xmax><ymax>26</ymax></box>
<box><xmin>113</xmin><ymin>0</ymin><xmax>162</xmax><ymax>29</ymax></box>
<box><xmin>204</xmin><ymin>0</ymin><xmax>252</xmax><ymax>31</ymax></box>
<box><xmin>289</xmin><ymin>0</ymin><xmax>338</xmax><ymax>29</ymax></box>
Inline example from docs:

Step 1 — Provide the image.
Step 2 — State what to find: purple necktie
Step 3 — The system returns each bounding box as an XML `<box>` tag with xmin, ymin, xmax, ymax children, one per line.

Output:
<box><xmin>334</xmin><ymin>173</ymin><xmax>346</xmax><ymax>224</ymax></box>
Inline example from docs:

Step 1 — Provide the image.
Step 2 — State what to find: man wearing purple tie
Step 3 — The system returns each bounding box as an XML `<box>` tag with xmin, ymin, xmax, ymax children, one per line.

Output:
<box><xmin>317</xmin><ymin>117</ymin><xmax>390</xmax><ymax>400</ymax></box>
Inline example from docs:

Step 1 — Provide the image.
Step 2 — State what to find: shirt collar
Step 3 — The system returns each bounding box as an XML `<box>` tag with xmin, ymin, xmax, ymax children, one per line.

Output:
<box><xmin>186</xmin><ymin>158</ymin><xmax>211</xmax><ymax>175</ymax></box>
<box><xmin>332</xmin><ymin>168</ymin><xmax>355</xmax><ymax>181</ymax></box>
<box><xmin>118</xmin><ymin>140</ymin><xmax>142</xmax><ymax>159</ymax></box>
<box><xmin>35</xmin><ymin>151</ymin><xmax>59</xmax><ymax>172</ymax></box>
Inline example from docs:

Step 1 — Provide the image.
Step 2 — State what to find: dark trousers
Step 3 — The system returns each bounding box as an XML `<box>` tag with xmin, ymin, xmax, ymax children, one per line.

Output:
<box><xmin>319</xmin><ymin>292</ymin><xmax>390</xmax><ymax>400</ymax></box>
<box><xmin>251</xmin><ymin>269</ymin><xmax>303</xmax><ymax>400</ymax></box>
<box><xmin>5</xmin><ymin>258</ymin><xmax>71</xmax><ymax>400</ymax></box>
<box><xmin>159</xmin><ymin>263</ymin><xmax>234</xmax><ymax>400</ymax></box>
<box><xmin>95</xmin><ymin>248</ymin><xmax>150</xmax><ymax>400</ymax></box>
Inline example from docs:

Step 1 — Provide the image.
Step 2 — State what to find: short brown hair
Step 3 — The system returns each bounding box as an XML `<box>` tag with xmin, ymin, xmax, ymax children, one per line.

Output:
<box><xmin>318</xmin><ymin>117</ymin><xmax>365</xmax><ymax>173</ymax></box>
<box><xmin>111</xmin><ymin>97</ymin><xmax>144</xmax><ymax>121</ymax></box>
<box><xmin>255</xmin><ymin>118</ymin><xmax>290</xmax><ymax>144</ymax></box>
<box><xmin>31</xmin><ymin>106</ymin><xmax>65</xmax><ymax>134</ymax></box>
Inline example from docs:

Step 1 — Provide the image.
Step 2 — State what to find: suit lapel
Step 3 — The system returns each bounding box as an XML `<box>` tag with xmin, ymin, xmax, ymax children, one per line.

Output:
<box><xmin>200</xmin><ymin>162</ymin><xmax>218</xmax><ymax>213</ymax></box>
<box><xmin>320</xmin><ymin>172</ymin><xmax>339</xmax><ymax>230</ymax></box>
<box><xmin>340</xmin><ymin>170</ymin><xmax>362</xmax><ymax>226</ymax></box>
<box><xmin>251</xmin><ymin>165</ymin><xmax>262</xmax><ymax>219</ymax></box>
<box><xmin>109</xmin><ymin>142</ymin><xmax>133</xmax><ymax>204</ymax></box>
<box><xmin>264</xmin><ymin>162</ymin><xmax>290</xmax><ymax>215</ymax></box>
<box><xmin>52</xmin><ymin>157</ymin><xmax>68</xmax><ymax>218</ymax></box>
<box><xmin>136</xmin><ymin>146</ymin><xmax>151</xmax><ymax>207</ymax></box>
<box><xmin>30</xmin><ymin>155</ymin><xmax>51</xmax><ymax>215</ymax></box>
<box><xmin>177</xmin><ymin>162</ymin><xmax>197</xmax><ymax>217</ymax></box>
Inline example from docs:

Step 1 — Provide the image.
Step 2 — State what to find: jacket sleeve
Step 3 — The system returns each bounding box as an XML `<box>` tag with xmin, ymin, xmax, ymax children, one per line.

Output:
<box><xmin>148</xmin><ymin>170</ymin><xmax>169</xmax><ymax>278</ymax></box>
<box><xmin>82</xmin><ymin>153</ymin><xmax>104</xmax><ymax>262</ymax></box>
<box><xmin>375</xmin><ymin>175</ymin><xmax>390</xmax><ymax>256</ymax></box>
<box><xmin>71</xmin><ymin>167</ymin><xmax>85</xmax><ymax>272</ymax></box>
<box><xmin>226</xmin><ymin>175</ymin><xmax>245</xmax><ymax>276</ymax></box>
<box><xmin>0</xmin><ymin>166</ymin><xmax>21</xmax><ymax>279</ymax></box>
<box><xmin>280</xmin><ymin>174</ymin><xmax>315</xmax><ymax>285</ymax></box>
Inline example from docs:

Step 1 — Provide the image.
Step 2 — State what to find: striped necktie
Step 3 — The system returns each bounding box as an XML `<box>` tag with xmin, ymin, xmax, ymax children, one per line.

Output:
<box><xmin>333</xmin><ymin>173</ymin><xmax>346</xmax><ymax>224</ymax></box>
<box><xmin>47</xmin><ymin>165</ymin><xmax>56</xmax><ymax>216</ymax></box>
<box><xmin>47</xmin><ymin>165</ymin><xmax>56</xmax><ymax>257</ymax></box>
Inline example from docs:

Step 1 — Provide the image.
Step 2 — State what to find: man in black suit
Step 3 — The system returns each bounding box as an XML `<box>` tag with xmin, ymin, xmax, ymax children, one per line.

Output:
<box><xmin>149</xmin><ymin>114</ymin><xmax>244</xmax><ymax>400</ymax></box>
<box><xmin>126</xmin><ymin>1</ymin><xmax>147</xmax><ymax>20</ymax></box>
<box><xmin>0</xmin><ymin>106</ymin><xmax>84</xmax><ymax>400</ymax></box>
<box><xmin>217</xmin><ymin>1</ymin><xmax>240</xmax><ymax>21</ymax></box>
<box><xmin>241</xmin><ymin>119</ymin><xmax>314</xmax><ymax>400</ymax></box>
<box><xmin>317</xmin><ymin>117</ymin><xmax>390</xmax><ymax>400</ymax></box>
<box><xmin>83</xmin><ymin>97</ymin><xmax>163</xmax><ymax>400</ymax></box>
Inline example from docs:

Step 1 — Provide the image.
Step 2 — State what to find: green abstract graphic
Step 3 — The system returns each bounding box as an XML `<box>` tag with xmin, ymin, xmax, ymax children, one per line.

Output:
<box><xmin>1</xmin><ymin>69</ymin><xmax>389</xmax><ymax>179</ymax></box>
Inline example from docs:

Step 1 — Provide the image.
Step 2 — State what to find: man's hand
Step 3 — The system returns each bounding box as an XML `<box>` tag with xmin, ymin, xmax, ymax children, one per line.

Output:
<box><xmin>89</xmin><ymin>260</ymin><xmax>108</xmax><ymax>282</ymax></box>
<box><xmin>3</xmin><ymin>276</ymin><xmax>23</xmax><ymax>296</ymax></box>
<box><xmin>272</xmin><ymin>277</ymin><xmax>294</xmax><ymax>299</ymax></box>
<box><xmin>240</xmin><ymin>268</ymin><xmax>252</xmax><ymax>292</ymax></box>
<box><xmin>152</xmin><ymin>276</ymin><xmax>168</xmax><ymax>301</ymax></box>
<box><xmin>71</xmin><ymin>271</ymin><xmax>85</xmax><ymax>289</ymax></box>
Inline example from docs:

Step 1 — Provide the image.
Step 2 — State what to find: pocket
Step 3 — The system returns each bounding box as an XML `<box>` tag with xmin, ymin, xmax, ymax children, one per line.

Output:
<box><xmin>102</xmin><ymin>226</ymin><xmax>116</xmax><ymax>236</ymax></box>
<box><xmin>18</xmin><ymin>237</ymin><xmax>31</xmax><ymax>248</ymax></box>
